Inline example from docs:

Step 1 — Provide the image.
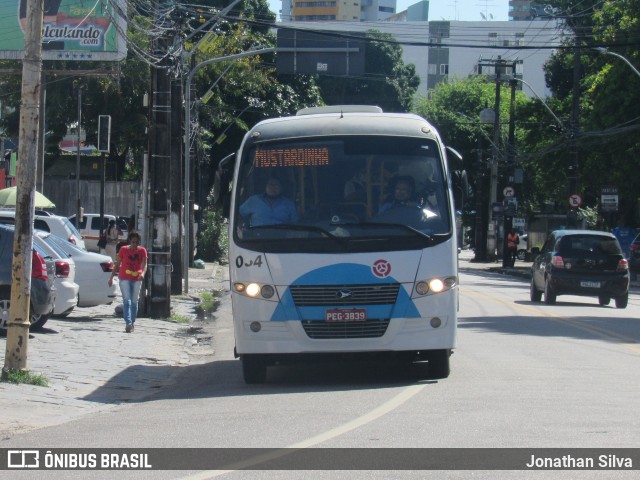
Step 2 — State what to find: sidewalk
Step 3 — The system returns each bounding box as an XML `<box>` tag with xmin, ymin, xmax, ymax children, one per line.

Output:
<box><xmin>0</xmin><ymin>261</ymin><xmax>229</xmax><ymax>437</ymax></box>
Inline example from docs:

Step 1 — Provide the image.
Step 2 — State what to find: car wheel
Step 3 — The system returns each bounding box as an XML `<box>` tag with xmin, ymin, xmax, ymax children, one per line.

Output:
<box><xmin>615</xmin><ymin>293</ymin><xmax>628</xmax><ymax>309</ymax></box>
<box><xmin>598</xmin><ymin>296</ymin><xmax>611</xmax><ymax>306</ymax></box>
<box><xmin>242</xmin><ymin>355</ymin><xmax>267</xmax><ymax>384</ymax></box>
<box><xmin>29</xmin><ymin>309</ymin><xmax>49</xmax><ymax>330</ymax></box>
<box><xmin>0</xmin><ymin>299</ymin><xmax>48</xmax><ymax>330</ymax></box>
<box><xmin>517</xmin><ymin>249</ymin><xmax>526</xmax><ymax>261</ymax></box>
<box><xmin>544</xmin><ymin>277</ymin><xmax>556</xmax><ymax>304</ymax></box>
<box><xmin>530</xmin><ymin>277</ymin><xmax>542</xmax><ymax>302</ymax></box>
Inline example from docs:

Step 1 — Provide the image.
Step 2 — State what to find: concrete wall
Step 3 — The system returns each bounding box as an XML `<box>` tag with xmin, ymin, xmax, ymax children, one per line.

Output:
<box><xmin>42</xmin><ymin>179</ymin><xmax>141</xmax><ymax>219</ymax></box>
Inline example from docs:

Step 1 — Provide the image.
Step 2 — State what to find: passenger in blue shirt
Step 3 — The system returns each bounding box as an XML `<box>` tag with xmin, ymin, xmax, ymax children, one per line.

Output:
<box><xmin>239</xmin><ymin>177</ymin><xmax>298</xmax><ymax>227</ymax></box>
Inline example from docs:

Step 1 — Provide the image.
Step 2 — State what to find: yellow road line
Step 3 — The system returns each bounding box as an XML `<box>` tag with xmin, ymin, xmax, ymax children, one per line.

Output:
<box><xmin>462</xmin><ymin>287</ymin><xmax>640</xmax><ymax>353</ymax></box>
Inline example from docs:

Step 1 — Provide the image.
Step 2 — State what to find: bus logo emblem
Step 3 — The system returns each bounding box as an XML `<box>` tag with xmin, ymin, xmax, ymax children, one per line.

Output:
<box><xmin>337</xmin><ymin>289</ymin><xmax>352</xmax><ymax>299</ymax></box>
<box><xmin>372</xmin><ymin>259</ymin><xmax>391</xmax><ymax>278</ymax></box>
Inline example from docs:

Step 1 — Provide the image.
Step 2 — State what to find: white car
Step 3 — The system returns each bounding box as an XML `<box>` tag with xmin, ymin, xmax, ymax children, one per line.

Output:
<box><xmin>517</xmin><ymin>233</ymin><xmax>529</xmax><ymax>261</ymax></box>
<box><xmin>33</xmin><ymin>233</ymin><xmax>79</xmax><ymax>317</ymax></box>
<box><xmin>38</xmin><ymin>232</ymin><xmax>118</xmax><ymax>307</ymax></box>
<box><xmin>68</xmin><ymin>213</ymin><xmax>127</xmax><ymax>253</ymax></box>
<box><xmin>0</xmin><ymin>209</ymin><xmax>86</xmax><ymax>250</ymax></box>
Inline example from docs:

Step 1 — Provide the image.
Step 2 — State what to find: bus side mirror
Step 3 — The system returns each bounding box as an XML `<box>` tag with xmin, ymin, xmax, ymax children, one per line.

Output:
<box><xmin>212</xmin><ymin>153</ymin><xmax>235</xmax><ymax>218</ymax></box>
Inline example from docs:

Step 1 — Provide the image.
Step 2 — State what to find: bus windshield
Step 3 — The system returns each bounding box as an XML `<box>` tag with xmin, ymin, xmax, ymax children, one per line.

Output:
<box><xmin>234</xmin><ymin>136</ymin><xmax>452</xmax><ymax>253</ymax></box>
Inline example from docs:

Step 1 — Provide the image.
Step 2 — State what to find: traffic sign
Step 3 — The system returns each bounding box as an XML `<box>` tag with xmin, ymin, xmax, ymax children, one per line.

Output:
<box><xmin>503</xmin><ymin>186</ymin><xmax>515</xmax><ymax>197</ymax></box>
<box><xmin>568</xmin><ymin>193</ymin><xmax>582</xmax><ymax>208</ymax></box>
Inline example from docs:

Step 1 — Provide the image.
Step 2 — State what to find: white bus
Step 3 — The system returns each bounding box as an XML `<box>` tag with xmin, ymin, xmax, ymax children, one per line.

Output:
<box><xmin>215</xmin><ymin>106</ymin><xmax>461</xmax><ymax>383</ymax></box>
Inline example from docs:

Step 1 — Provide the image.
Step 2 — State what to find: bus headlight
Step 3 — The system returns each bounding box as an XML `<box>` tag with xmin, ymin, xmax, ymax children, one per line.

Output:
<box><xmin>261</xmin><ymin>285</ymin><xmax>275</xmax><ymax>299</ymax></box>
<box><xmin>429</xmin><ymin>278</ymin><xmax>445</xmax><ymax>293</ymax></box>
<box><xmin>246</xmin><ymin>283</ymin><xmax>261</xmax><ymax>297</ymax></box>
<box><xmin>413</xmin><ymin>276</ymin><xmax>457</xmax><ymax>297</ymax></box>
<box><xmin>234</xmin><ymin>282</ymin><xmax>278</xmax><ymax>300</ymax></box>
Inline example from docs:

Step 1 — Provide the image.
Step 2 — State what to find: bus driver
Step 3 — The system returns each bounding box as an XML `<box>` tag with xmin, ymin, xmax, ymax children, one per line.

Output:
<box><xmin>239</xmin><ymin>177</ymin><xmax>298</xmax><ymax>227</ymax></box>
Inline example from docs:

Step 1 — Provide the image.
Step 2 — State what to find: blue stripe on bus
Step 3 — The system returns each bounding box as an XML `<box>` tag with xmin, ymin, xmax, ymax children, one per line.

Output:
<box><xmin>271</xmin><ymin>263</ymin><xmax>420</xmax><ymax>321</ymax></box>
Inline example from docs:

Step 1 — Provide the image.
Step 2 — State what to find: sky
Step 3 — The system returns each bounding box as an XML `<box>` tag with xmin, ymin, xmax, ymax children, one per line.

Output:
<box><xmin>268</xmin><ymin>0</ymin><xmax>510</xmax><ymax>22</ymax></box>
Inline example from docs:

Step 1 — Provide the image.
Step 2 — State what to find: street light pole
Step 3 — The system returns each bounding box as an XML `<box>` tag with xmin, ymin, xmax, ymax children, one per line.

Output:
<box><xmin>594</xmin><ymin>47</ymin><xmax>640</xmax><ymax>78</ymax></box>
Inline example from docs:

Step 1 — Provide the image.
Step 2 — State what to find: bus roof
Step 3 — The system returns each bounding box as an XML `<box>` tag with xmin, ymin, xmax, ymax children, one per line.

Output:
<box><xmin>246</xmin><ymin>111</ymin><xmax>441</xmax><ymax>143</ymax></box>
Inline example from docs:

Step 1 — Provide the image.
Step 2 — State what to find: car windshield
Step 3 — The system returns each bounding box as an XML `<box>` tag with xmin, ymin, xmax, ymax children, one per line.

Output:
<box><xmin>559</xmin><ymin>235</ymin><xmax>622</xmax><ymax>256</ymax></box>
<box><xmin>62</xmin><ymin>217</ymin><xmax>83</xmax><ymax>239</ymax></box>
<box><xmin>46</xmin><ymin>233</ymin><xmax>87</xmax><ymax>255</ymax></box>
<box><xmin>37</xmin><ymin>232</ymin><xmax>72</xmax><ymax>259</ymax></box>
<box><xmin>234</xmin><ymin>136</ymin><xmax>452</xmax><ymax>253</ymax></box>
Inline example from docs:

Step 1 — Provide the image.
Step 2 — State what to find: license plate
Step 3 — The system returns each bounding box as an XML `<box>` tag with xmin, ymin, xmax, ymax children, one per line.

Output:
<box><xmin>580</xmin><ymin>281</ymin><xmax>601</xmax><ymax>288</ymax></box>
<box><xmin>325</xmin><ymin>308</ymin><xmax>367</xmax><ymax>322</ymax></box>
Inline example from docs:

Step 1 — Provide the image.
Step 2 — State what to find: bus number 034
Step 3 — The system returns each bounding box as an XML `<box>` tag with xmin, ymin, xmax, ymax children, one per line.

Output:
<box><xmin>236</xmin><ymin>255</ymin><xmax>263</xmax><ymax>268</ymax></box>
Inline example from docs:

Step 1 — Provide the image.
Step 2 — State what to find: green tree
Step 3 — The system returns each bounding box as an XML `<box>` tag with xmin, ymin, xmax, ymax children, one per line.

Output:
<box><xmin>541</xmin><ymin>0</ymin><xmax>640</xmax><ymax>226</ymax></box>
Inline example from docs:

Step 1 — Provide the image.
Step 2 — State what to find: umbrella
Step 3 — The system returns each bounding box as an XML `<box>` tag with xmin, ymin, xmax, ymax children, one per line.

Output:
<box><xmin>0</xmin><ymin>187</ymin><xmax>56</xmax><ymax>209</ymax></box>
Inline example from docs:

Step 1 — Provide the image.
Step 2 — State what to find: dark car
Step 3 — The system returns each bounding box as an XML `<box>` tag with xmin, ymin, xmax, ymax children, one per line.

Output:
<box><xmin>530</xmin><ymin>230</ymin><xmax>630</xmax><ymax>308</ymax></box>
<box><xmin>0</xmin><ymin>225</ymin><xmax>56</xmax><ymax>330</ymax></box>
<box><xmin>629</xmin><ymin>232</ymin><xmax>640</xmax><ymax>274</ymax></box>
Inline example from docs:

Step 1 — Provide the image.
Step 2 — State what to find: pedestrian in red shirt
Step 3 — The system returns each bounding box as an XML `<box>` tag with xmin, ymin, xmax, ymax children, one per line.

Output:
<box><xmin>108</xmin><ymin>231</ymin><xmax>147</xmax><ymax>333</ymax></box>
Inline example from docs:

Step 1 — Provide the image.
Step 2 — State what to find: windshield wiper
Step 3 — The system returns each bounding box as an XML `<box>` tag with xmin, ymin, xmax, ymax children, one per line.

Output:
<box><xmin>339</xmin><ymin>222</ymin><xmax>434</xmax><ymax>242</ymax></box>
<box><xmin>249</xmin><ymin>223</ymin><xmax>345</xmax><ymax>242</ymax></box>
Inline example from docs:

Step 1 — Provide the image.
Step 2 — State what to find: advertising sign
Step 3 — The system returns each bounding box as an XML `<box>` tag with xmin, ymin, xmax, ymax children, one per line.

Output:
<box><xmin>0</xmin><ymin>0</ymin><xmax>127</xmax><ymax>61</ymax></box>
<box><xmin>600</xmin><ymin>186</ymin><xmax>618</xmax><ymax>212</ymax></box>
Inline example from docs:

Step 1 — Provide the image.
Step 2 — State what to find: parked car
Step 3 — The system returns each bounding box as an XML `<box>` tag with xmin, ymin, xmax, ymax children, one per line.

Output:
<box><xmin>0</xmin><ymin>225</ymin><xmax>56</xmax><ymax>330</ymax></box>
<box><xmin>0</xmin><ymin>208</ymin><xmax>86</xmax><ymax>250</ymax></box>
<box><xmin>516</xmin><ymin>233</ymin><xmax>529</xmax><ymax>261</ymax></box>
<box><xmin>68</xmin><ymin>213</ymin><xmax>126</xmax><ymax>253</ymax></box>
<box><xmin>32</xmin><ymin>232</ymin><xmax>80</xmax><ymax>317</ymax></box>
<box><xmin>629</xmin><ymin>232</ymin><xmax>640</xmax><ymax>274</ymax></box>
<box><xmin>530</xmin><ymin>230</ymin><xmax>630</xmax><ymax>308</ymax></box>
<box><xmin>39</xmin><ymin>232</ymin><xmax>118</xmax><ymax>307</ymax></box>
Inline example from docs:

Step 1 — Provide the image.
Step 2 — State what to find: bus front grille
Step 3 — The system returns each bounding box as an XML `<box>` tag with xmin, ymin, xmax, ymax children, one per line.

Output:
<box><xmin>290</xmin><ymin>284</ymin><xmax>400</xmax><ymax>306</ymax></box>
<box><xmin>302</xmin><ymin>319</ymin><xmax>390</xmax><ymax>339</ymax></box>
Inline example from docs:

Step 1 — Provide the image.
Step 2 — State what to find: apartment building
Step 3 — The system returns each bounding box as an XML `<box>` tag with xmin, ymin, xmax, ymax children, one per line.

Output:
<box><xmin>280</xmin><ymin>0</ymin><xmax>398</xmax><ymax>22</ymax></box>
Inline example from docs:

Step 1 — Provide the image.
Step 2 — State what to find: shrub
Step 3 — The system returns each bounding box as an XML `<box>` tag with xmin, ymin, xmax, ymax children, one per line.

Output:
<box><xmin>197</xmin><ymin>207</ymin><xmax>228</xmax><ymax>263</ymax></box>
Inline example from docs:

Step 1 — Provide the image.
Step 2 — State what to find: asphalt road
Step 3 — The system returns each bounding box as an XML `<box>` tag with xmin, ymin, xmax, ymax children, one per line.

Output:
<box><xmin>1</xmin><ymin>255</ymin><xmax>639</xmax><ymax>479</ymax></box>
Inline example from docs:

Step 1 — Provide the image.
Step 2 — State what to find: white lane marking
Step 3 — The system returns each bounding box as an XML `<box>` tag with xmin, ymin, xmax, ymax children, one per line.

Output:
<box><xmin>181</xmin><ymin>383</ymin><xmax>426</xmax><ymax>478</ymax></box>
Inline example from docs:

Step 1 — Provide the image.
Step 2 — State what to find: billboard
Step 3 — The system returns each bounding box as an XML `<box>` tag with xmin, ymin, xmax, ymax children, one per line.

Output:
<box><xmin>0</xmin><ymin>0</ymin><xmax>127</xmax><ymax>61</ymax></box>
<box><xmin>276</xmin><ymin>29</ymin><xmax>365</xmax><ymax>76</ymax></box>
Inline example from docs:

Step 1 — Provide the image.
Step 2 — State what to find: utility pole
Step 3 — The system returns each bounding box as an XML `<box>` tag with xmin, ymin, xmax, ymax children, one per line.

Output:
<box><xmin>170</xmin><ymin>77</ymin><xmax>183</xmax><ymax>294</ymax></box>
<box><xmin>3</xmin><ymin>0</ymin><xmax>43</xmax><ymax>375</ymax></box>
<box><xmin>568</xmin><ymin>37</ymin><xmax>581</xmax><ymax>227</ymax></box>
<box><xmin>487</xmin><ymin>61</ymin><xmax>502</xmax><ymax>261</ymax></box>
<box><xmin>502</xmin><ymin>78</ymin><xmax>518</xmax><ymax>268</ymax></box>
<box><xmin>146</xmin><ymin>3</ymin><xmax>173</xmax><ymax>318</ymax></box>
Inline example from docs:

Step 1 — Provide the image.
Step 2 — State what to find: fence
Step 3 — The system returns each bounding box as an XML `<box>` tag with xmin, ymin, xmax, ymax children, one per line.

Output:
<box><xmin>43</xmin><ymin>179</ymin><xmax>141</xmax><ymax>218</ymax></box>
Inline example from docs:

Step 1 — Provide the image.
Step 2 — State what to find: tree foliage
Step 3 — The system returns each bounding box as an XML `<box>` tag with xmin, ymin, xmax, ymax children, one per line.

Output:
<box><xmin>541</xmin><ymin>0</ymin><xmax>640</xmax><ymax>226</ymax></box>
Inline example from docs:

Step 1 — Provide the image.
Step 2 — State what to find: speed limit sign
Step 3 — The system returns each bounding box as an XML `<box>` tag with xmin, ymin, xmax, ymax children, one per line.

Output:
<box><xmin>569</xmin><ymin>194</ymin><xmax>583</xmax><ymax>208</ymax></box>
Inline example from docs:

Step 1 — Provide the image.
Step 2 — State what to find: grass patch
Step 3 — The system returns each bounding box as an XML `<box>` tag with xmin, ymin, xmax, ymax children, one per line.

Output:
<box><xmin>196</xmin><ymin>290</ymin><xmax>222</xmax><ymax>319</ymax></box>
<box><xmin>169</xmin><ymin>313</ymin><xmax>192</xmax><ymax>324</ymax></box>
<box><xmin>2</xmin><ymin>369</ymin><xmax>49</xmax><ymax>387</ymax></box>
